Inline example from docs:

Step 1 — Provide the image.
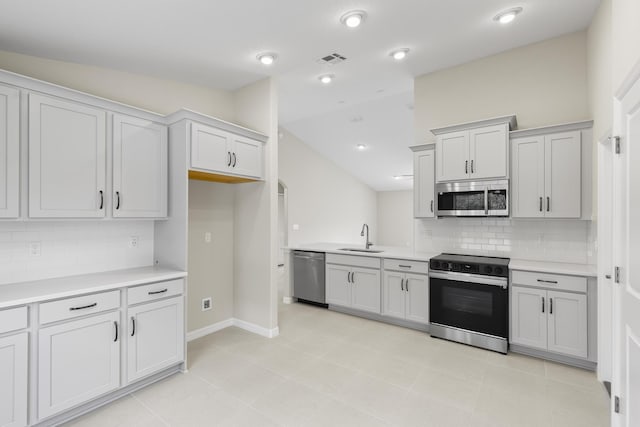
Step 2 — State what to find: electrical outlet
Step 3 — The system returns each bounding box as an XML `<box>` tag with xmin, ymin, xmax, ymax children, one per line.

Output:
<box><xmin>28</xmin><ymin>241</ymin><xmax>41</xmax><ymax>257</ymax></box>
<box><xmin>202</xmin><ymin>297</ymin><xmax>212</xmax><ymax>311</ymax></box>
<box><xmin>204</xmin><ymin>232</ymin><xmax>212</xmax><ymax>243</ymax></box>
<box><xmin>129</xmin><ymin>236</ymin><xmax>139</xmax><ymax>248</ymax></box>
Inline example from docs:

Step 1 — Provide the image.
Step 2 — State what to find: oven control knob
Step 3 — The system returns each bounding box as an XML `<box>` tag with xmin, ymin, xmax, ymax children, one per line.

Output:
<box><xmin>494</xmin><ymin>267</ymin><xmax>504</xmax><ymax>276</ymax></box>
<box><xmin>484</xmin><ymin>266</ymin><xmax>493</xmax><ymax>274</ymax></box>
<box><xmin>432</xmin><ymin>261</ymin><xmax>440</xmax><ymax>269</ymax></box>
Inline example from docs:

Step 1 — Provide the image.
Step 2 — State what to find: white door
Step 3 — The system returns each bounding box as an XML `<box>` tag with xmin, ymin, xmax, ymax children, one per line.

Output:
<box><xmin>28</xmin><ymin>93</ymin><xmax>106</xmax><ymax>218</ymax></box>
<box><xmin>510</xmin><ymin>286</ymin><xmax>547</xmax><ymax>350</ymax></box>
<box><xmin>547</xmin><ymin>290</ymin><xmax>587</xmax><ymax>358</ymax></box>
<box><xmin>436</xmin><ymin>131</ymin><xmax>469</xmax><ymax>182</ymax></box>
<box><xmin>351</xmin><ymin>268</ymin><xmax>381</xmax><ymax>314</ymax></box>
<box><xmin>38</xmin><ymin>311</ymin><xmax>120</xmax><ymax>419</ymax></box>
<box><xmin>229</xmin><ymin>135</ymin><xmax>263</xmax><ymax>179</ymax></box>
<box><xmin>469</xmin><ymin>124</ymin><xmax>508</xmax><ymax>180</ymax></box>
<box><xmin>0</xmin><ymin>84</ymin><xmax>19</xmax><ymax>219</ymax></box>
<box><xmin>405</xmin><ymin>274</ymin><xmax>429</xmax><ymax>324</ymax></box>
<box><xmin>612</xmin><ymin>70</ymin><xmax>640</xmax><ymax>427</ymax></box>
<box><xmin>0</xmin><ymin>333</ymin><xmax>27</xmax><ymax>427</ymax></box>
<box><xmin>382</xmin><ymin>271</ymin><xmax>405</xmax><ymax>319</ymax></box>
<box><xmin>511</xmin><ymin>136</ymin><xmax>545</xmax><ymax>218</ymax></box>
<box><xmin>544</xmin><ymin>131</ymin><xmax>581</xmax><ymax>218</ymax></box>
<box><xmin>413</xmin><ymin>149</ymin><xmax>435</xmax><ymax>218</ymax></box>
<box><xmin>326</xmin><ymin>265</ymin><xmax>351</xmax><ymax>307</ymax></box>
<box><xmin>190</xmin><ymin>122</ymin><xmax>231</xmax><ymax>173</ymax></box>
<box><xmin>112</xmin><ymin>114</ymin><xmax>167</xmax><ymax>218</ymax></box>
<box><xmin>127</xmin><ymin>297</ymin><xmax>184</xmax><ymax>383</ymax></box>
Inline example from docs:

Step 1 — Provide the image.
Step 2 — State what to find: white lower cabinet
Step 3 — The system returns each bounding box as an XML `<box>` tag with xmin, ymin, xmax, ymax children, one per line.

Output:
<box><xmin>382</xmin><ymin>269</ymin><xmax>429</xmax><ymax>324</ymax></box>
<box><xmin>127</xmin><ymin>297</ymin><xmax>184</xmax><ymax>383</ymax></box>
<box><xmin>511</xmin><ymin>285</ymin><xmax>587</xmax><ymax>358</ymax></box>
<box><xmin>326</xmin><ymin>256</ymin><xmax>381</xmax><ymax>314</ymax></box>
<box><xmin>0</xmin><ymin>333</ymin><xmax>28</xmax><ymax>427</ymax></box>
<box><xmin>350</xmin><ymin>268</ymin><xmax>382</xmax><ymax>314</ymax></box>
<box><xmin>38</xmin><ymin>311</ymin><xmax>120</xmax><ymax>419</ymax></box>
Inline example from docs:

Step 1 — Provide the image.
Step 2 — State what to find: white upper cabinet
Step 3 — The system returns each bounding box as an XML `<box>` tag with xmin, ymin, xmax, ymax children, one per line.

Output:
<box><xmin>433</xmin><ymin>116</ymin><xmax>515</xmax><ymax>183</ymax></box>
<box><xmin>512</xmin><ymin>127</ymin><xmax>584</xmax><ymax>219</ymax></box>
<box><xmin>29</xmin><ymin>93</ymin><xmax>106</xmax><ymax>218</ymax></box>
<box><xmin>190</xmin><ymin>121</ymin><xmax>263</xmax><ymax>180</ymax></box>
<box><xmin>411</xmin><ymin>145</ymin><xmax>435</xmax><ymax>218</ymax></box>
<box><xmin>0</xmin><ymin>84</ymin><xmax>19</xmax><ymax>219</ymax></box>
<box><xmin>112</xmin><ymin>114</ymin><xmax>168</xmax><ymax>218</ymax></box>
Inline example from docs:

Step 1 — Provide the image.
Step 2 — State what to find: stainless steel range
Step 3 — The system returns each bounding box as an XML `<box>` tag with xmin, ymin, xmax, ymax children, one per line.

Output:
<box><xmin>429</xmin><ymin>253</ymin><xmax>510</xmax><ymax>354</ymax></box>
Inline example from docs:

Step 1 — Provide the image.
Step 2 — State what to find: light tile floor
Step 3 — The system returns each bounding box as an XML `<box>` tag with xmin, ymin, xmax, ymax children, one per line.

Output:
<box><xmin>66</xmin><ymin>302</ymin><xmax>611</xmax><ymax>427</ymax></box>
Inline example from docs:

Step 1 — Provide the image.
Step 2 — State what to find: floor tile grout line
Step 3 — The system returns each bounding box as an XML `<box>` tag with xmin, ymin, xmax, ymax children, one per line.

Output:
<box><xmin>128</xmin><ymin>392</ymin><xmax>172</xmax><ymax>427</ymax></box>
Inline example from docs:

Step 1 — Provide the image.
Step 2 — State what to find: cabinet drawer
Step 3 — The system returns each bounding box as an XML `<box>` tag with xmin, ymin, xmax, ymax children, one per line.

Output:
<box><xmin>40</xmin><ymin>290</ymin><xmax>120</xmax><ymax>325</ymax></box>
<box><xmin>326</xmin><ymin>253</ymin><xmax>381</xmax><ymax>269</ymax></box>
<box><xmin>383</xmin><ymin>259</ymin><xmax>429</xmax><ymax>275</ymax></box>
<box><xmin>0</xmin><ymin>306</ymin><xmax>28</xmax><ymax>334</ymax></box>
<box><xmin>511</xmin><ymin>270</ymin><xmax>587</xmax><ymax>293</ymax></box>
<box><xmin>127</xmin><ymin>279</ymin><xmax>184</xmax><ymax>306</ymax></box>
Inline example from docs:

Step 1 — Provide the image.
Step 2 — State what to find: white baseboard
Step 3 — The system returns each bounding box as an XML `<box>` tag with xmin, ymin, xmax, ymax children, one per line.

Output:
<box><xmin>186</xmin><ymin>318</ymin><xmax>279</xmax><ymax>341</ymax></box>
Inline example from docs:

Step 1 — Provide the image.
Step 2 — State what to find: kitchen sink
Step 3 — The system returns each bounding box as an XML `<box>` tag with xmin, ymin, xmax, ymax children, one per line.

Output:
<box><xmin>338</xmin><ymin>248</ymin><xmax>384</xmax><ymax>253</ymax></box>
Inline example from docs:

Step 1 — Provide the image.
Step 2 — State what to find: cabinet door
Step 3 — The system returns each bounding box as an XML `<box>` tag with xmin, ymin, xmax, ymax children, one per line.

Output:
<box><xmin>113</xmin><ymin>114</ymin><xmax>168</xmax><ymax>218</ymax></box>
<box><xmin>229</xmin><ymin>135</ymin><xmax>263</xmax><ymax>179</ymax></box>
<box><xmin>436</xmin><ymin>131</ymin><xmax>469</xmax><ymax>182</ymax></box>
<box><xmin>511</xmin><ymin>136</ymin><xmax>545</xmax><ymax>218</ymax></box>
<box><xmin>510</xmin><ymin>287</ymin><xmax>547</xmax><ymax>350</ymax></box>
<box><xmin>326</xmin><ymin>264</ymin><xmax>351</xmax><ymax>307</ymax></box>
<box><xmin>382</xmin><ymin>271</ymin><xmax>405</xmax><ymax>319</ymax></box>
<box><xmin>413</xmin><ymin>149</ymin><xmax>435</xmax><ymax>218</ymax></box>
<box><xmin>0</xmin><ymin>333</ymin><xmax>27</xmax><ymax>427</ymax></box>
<box><xmin>405</xmin><ymin>273</ymin><xmax>429</xmax><ymax>324</ymax></box>
<box><xmin>547</xmin><ymin>290</ymin><xmax>587</xmax><ymax>358</ymax></box>
<box><xmin>127</xmin><ymin>297</ymin><xmax>184</xmax><ymax>383</ymax></box>
<box><xmin>544</xmin><ymin>131</ymin><xmax>581</xmax><ymax>218</ymax></box>
<box><xmin>29</xmin><ymin>94</ymin><xmax>106</xmax><ymax>218</ymax></box>
<box><xmin>469</xmin><ymin>124</ymin><xmax>508</xmax><ymax>179</ymax></box>
<box><xmin>190</xmin><ymin>122</ymin><xmax>231</xmax><ymax>173</ymax></box>
<box><xmin>38</xmin><ymin>311</ymin><xmax>120</xmax><ymax>419</ymax></box>
<box><xmin>351</xmin><ymin>267</ymin><xmax>381</xmax><ymax>314</ymax></box>
<box><xmin>0</xmin><ymin>85</ymin><xmax>19</xmax><ymax>219</ymax></box>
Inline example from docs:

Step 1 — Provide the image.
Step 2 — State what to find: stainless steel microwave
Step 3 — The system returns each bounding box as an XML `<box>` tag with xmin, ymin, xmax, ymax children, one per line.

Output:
<box><xmin>435</xmin><ymin>179</ymin><xmax>509</xmax><ymax>217</ymax></box>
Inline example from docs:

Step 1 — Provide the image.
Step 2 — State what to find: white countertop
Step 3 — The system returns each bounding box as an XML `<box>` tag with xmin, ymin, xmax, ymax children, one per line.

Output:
<box><xmin>287</xmin><ymin>243</ymin><xmax>439</xmax><ymax>262</ymax></box>
<box><xmin>0</xmin><ymin>266</ymin><xmax>187</xmax><ymax>309</ymax></box>
<box><xmin>509</xmin><ymin>259</ymin><xmax>597</xmax><ymax>277</ymax></box>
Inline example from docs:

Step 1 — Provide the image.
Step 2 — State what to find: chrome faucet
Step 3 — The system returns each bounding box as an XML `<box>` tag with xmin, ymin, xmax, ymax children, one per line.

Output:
<box><xmin>360</xmin><ymin>223</ymin><xmax>373</xmax><ymax>249</ymax></box>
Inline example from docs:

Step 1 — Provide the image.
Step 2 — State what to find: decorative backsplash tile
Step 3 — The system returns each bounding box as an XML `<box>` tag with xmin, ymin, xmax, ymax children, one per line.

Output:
<box><xmin>0</xmin><ymin>221</ymin><xmax>154</xmax><ymax>285</ymax></box>
<box><xmin>415</xmin><ymin>218</ymin><xmax>595</xmax><ymax>264</ymax></box>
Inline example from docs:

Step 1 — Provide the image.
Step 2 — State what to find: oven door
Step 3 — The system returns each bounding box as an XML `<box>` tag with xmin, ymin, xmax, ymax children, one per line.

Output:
<box><xmin>429</xmin><ymin>271</ymin><xmax>508</xmax><ymax>339</ymax></box>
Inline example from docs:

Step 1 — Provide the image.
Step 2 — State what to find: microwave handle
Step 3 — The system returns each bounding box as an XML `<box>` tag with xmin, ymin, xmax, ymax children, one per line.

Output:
<box><xmin>484</xmin><ymin>188</ymin><xmax>489</xmax><ymax>215</ymax></box>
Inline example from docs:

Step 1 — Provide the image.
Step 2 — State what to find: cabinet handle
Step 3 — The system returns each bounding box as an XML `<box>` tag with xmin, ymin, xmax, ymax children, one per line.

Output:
<box><xmin>99</xmin><ymin>190</ymin><xmax>104</xmax><ymax>210</ymax></box>
<box><xmin>69</xmin><ymin>302</ymin><xmax>97</xmax><ymax>311</ymax></box>
<box><xmin>541</xmin><ymin>297</ymin><xmax>545</xmax><ymax>313</ymax></box>
<box><xmin>232</xmin><ymin>152</ymin><xmax>237</xmax><ymax>167</ymax></box>
<box><xmin>227</xmin><ymin>151</ymin><xmax>232</xmax><ymax>167</ymax></box>
<box><xmin>131</xmin><ymin>317</ymin><xmax>136</xmax><ymax>336</ymax></box>
<box><xmin>549</xmin><ymin>298</ymin><xmax>553</xmax><ymax>315</ymax></box>
<box><xmin>148</xmin><ymin>288</ymin><xmax>168</xmax><ymax>295</ymax></box>
<box><xmin>115</xmin><ymin>191</ymin><xmax>121</xmax><ymax>210</ymax></box>
<box><xmin>536</xmin><ymin>279</ymin><xmax>558</xmax><ymax>284</ymax></box>
<box><xmin>430</xmin><ymin>200</ymin><xmax>434</xmax><ymax>213</ymax></box>
<box><xmin>547</xmin><ymin>197</ymin><xmax>550</xmax><ymax>212</ymax></box>
<box><xmin>400</xmin><ymin>278</ymin><xmax>404</xmax><ymax>291</ymax></box>
<box><xmin>352</xmin><ymin>272</ymin><xmax>355</xmax><ymax>284</ymax></box>
<box><xmin>114</xmin><ymin>321</ymin><xmax>119</xmax><ymax>342</ymax></box>
<box><xmin>539</xmin><ymin>197</ymin><xmax>543</xmax><ymax>212</ymax></box>
<box><xmin>471</xmin><ymin>160</ymin><xmax>474</xmax><ymax>174</ymax></box>
<box><xmin>465</xmin><ymin>160</ymin><xmax>468</xmax><ymax>174</ymax></box>
<box><xmin>405</xmin><ymin>280</ymin><xmax>409</xmax><ymax>292</ymax></box>
<box><xmin>347</xmin><ymin>272</ymin><xmax>351</xmax><ymax>283</ymax></box>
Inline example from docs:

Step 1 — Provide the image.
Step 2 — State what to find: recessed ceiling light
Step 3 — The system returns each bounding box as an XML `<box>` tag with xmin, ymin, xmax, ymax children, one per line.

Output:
<box><xmin>390</xmin><ymin>48</ymin><xmax>410</xmax><ymax>60</ymax></box>
<box><xmin>493</xmin><ymin>7</ymin><xmax>523</xmax><ymax>24</ymax></box>
<box><xmin>319</xmin><ymin>74</ymin><xmax>334</xmax><ymax>84</ymax></box>
<box><xmin>340</xmin><ymin>10</ymin><xmax>367</xmax><ymax>28</ymax></box>
<box><xmin>356</xmin><ymin>144</ymin><xmax>367</xmax><ymax>150</ymax></box>
<box><xmin>256</xmin><ymin>52</ymin><xmax>277</xmax><ymax>65</ymax></box>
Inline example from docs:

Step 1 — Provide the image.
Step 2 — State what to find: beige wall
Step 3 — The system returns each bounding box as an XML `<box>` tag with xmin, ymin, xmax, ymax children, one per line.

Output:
<box><xmin>612</xmin><ymin>0</ymin><xmax>640</xmax><ymax>91</ymax></box>
<box><xmin>0</xmin><ymin>49</ymin><xmax>235</xmax><ymax>120</ymax></box>
<box><xmin>376</xmin><ymin>191</ymin><xmax>414</xmax><ymax>248</ymax></box>
<box><xmin>588</xmin><ymin>0</ymin><xmax>613</xmax><ymax>142</ymax></box>
<box><xmin>414</xmin><ymin>31</ymin><xmax>589</xmax><ymax>142</ymax></box>
<box><xmin>278</xmin><ymin>128</ymin><xmax>377</xmax><ymax>247</ymax></box>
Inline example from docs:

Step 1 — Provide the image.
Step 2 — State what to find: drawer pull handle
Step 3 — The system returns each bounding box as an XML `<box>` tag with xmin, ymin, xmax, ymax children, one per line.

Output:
<box><xmin>131</xmin><ymin>317</ymin><xmax>136</xmax><ymax>336</ymax></box>
<box><xmin>69</xmin><ymin>302</ymin><xmax>97</xmax><ymax>311</ymax></box>
<box><xmin>148</xmin><ymin>288</ymin><xmax>168</xmax><ymax>295</ymax></box>
<box><xmin>536</xmin><ymin>279</ymin><xmax>558</xmax><ymax>284</ymax></box>
<box><xmin>399</xmin><ymin>265</ymin><xmax>412</xmax><ymax>268</ymax></box>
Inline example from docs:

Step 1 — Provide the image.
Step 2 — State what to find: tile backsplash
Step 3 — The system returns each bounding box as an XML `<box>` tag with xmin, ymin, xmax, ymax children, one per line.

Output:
<box><xmin>0</xmin><ymin>220</ymin><xmax>154</xmax><ymax>285</ymax></box>
<box><xmin>415</xmin><ymin>218</ymin><xmax>595</xmax><ymax>264</ymax></box>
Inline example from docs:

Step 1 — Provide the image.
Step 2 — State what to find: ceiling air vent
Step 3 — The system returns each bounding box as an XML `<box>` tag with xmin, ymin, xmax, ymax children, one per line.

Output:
<box><xmin>316</xmin><ymin>53</ymin><xmax>347</xmax><ymax>65</ymax></box>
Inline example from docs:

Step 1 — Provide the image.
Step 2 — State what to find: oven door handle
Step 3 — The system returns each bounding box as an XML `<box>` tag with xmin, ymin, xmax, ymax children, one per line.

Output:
<box><xmin>428</xmin><ymin>271</ymin><xmax>508</xmax><ymax>289</ymax></box>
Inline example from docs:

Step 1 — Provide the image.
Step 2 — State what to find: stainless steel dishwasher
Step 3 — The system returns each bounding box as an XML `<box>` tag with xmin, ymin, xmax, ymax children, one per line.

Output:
<box><xmin>292</xmin><ymin>251</ymin><xmax>326</xmax><ymax>306</ymax></box>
